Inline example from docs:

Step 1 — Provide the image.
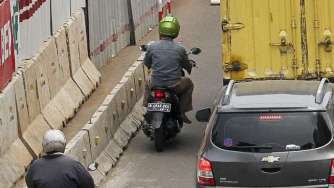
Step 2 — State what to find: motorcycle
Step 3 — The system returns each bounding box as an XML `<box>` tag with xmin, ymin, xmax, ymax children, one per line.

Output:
<box><xmin>140</xmin><ymin>44</ymin><xmax>201</xmax><ymax>152</ymax></box>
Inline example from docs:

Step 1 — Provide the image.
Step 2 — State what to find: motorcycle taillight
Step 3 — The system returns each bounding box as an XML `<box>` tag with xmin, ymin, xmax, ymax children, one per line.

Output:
<box><xmin>153</xmin><ymin>90</ymin><xmax>166</xmax><ymax>100</ymax></box>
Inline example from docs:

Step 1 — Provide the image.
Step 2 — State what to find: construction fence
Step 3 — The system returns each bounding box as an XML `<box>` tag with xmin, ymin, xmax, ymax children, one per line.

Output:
<box><xmin>88</xmin><ymin>0</ymin><xmax>171</xmax><ymax>67</ymax></box>
<box><xmin>0</xmin><ymin>0</ymin><xmax>173</xmax><ymax>91</ymax></box>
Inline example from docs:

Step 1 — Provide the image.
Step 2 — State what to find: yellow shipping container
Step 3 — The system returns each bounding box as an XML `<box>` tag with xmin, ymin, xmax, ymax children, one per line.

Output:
<box><xmin>221</xmin><ymin>0</ymin><xmax>334</xmax><ymax>81</ymax></box>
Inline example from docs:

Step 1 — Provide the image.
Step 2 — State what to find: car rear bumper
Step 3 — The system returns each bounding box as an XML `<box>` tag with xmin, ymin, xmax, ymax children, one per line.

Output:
<box><xmin>196</xmin><ymin>184</ymin><xmax>329</xmax><ymax>188</ymax></box>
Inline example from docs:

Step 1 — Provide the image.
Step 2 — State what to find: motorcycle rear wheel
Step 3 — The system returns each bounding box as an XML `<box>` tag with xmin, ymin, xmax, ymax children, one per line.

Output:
<box><xmin>154</xmin><ymin>127</ymin><xmax>164</xmax><ymax>152</ymax></box>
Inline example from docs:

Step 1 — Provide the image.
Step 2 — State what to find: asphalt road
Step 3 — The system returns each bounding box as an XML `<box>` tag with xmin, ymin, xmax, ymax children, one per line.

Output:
<box><xmin>101</xmin><ymin>0</ymin><xmax>222</xmax><ymax>187</ymax></box>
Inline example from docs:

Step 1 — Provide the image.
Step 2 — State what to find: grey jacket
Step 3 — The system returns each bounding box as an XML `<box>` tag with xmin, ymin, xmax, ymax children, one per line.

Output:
<box><xmin>144</xmin><ymin>39</ymin><xmax>192</xmax><ymax>87</ymax></box>
<box><xmin>25</xmin><ymin>154</ymin><xmax>94</xmax><ymax>188</ymax></box>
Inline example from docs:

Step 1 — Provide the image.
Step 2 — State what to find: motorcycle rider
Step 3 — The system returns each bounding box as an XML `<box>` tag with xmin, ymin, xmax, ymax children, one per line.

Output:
<box><xmin>25</xmin><ymin>129</ymin><xmax>94</xmax><ymax>188</ymax></box>
<box><xmin>143</xmin><ymin>16</ymin><xmax>194</xmax><ymax>124</ymax></box>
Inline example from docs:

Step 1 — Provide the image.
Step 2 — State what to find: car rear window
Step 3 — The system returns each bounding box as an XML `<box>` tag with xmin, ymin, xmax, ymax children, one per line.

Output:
<box><xmin>212</xmin><ymin>112</ymin><xmax>332</xmax><ymax>152</ymax></box>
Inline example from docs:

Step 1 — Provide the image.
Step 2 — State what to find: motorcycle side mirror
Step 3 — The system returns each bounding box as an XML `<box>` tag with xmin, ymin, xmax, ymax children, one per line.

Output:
<box><xmin>140</xmin><ymin>45</ymin><xmax>148</xmax><ymax>52</ymax></box>
<box><xmin>190</xmin><ymin>47</ymin><xmax>201</xmax><ymax>55</ymax></box>
<box><xmin>88</xmin><ymin>162</ymin><xmax>99</xmax><ymax>171</ymax></box>
<box><xmin>196</xmin><ymin>108</ymin><xmax>211</xmax><ymax>122</ymax></box>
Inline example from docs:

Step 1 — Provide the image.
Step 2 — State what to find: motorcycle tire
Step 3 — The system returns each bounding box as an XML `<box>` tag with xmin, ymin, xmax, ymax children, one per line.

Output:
<box><xmin>154</xmin><ymin>127</ymin><xmax>164</xmax><ymax>152</ymax></box>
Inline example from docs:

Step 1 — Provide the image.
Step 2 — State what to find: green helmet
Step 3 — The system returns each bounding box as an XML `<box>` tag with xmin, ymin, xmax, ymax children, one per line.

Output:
<box><xmin>159</xmin><ymin>16</ymin><xmax>180</xmax><ymax>38</ymax></box>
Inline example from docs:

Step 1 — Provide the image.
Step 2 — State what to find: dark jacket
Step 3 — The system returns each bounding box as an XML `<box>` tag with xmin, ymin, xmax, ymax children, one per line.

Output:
<box><xmin>25</xmin><ymin>154</ymin><xmax>94</xmax><ymax>188</ymax></box>
<box><xmin>144</xmin><ymin>38</ymin><xmax>192</xmax><ymax>87</ymax></box>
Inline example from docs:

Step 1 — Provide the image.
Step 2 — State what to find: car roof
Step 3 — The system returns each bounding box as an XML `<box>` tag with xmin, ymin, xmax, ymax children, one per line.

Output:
<box><xmin>219</xmin><ymin>80</ymin><xmax>332</xmax><ymax>112</ymax></box>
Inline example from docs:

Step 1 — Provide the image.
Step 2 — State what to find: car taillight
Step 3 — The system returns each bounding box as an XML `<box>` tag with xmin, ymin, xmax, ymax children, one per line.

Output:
<box><xmin>154</xmin><ymin>90</ymin><xmax>166</xmax><ymax>100</ymax></box>
<box><xmin>197</xmin><ymin>157</ymin><xmax>216</xmax><ymax>186</ymax></box>
<box><xmin>329</xmin><ymin>159</ymin><xmax>334</xmax><ymax>184</ymax></box>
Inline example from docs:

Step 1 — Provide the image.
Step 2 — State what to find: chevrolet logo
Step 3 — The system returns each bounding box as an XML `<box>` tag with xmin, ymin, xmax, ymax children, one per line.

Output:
<box><xmin>261</xmin><ymin>156</ymin><xmax>280</xmax><ymax>163</ymax></box>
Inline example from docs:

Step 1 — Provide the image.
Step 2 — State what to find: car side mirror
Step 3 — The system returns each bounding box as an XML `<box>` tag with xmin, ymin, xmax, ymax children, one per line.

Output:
<box><xmin>190</xmin><ymin>47</ymin><xmax>201</xmax><ymax>55</ymax></box>
<box><xmin>88</xmin><ymin>162</ymin><xmax>99</xmax><ymax>171</ymax></box>
<box><xmin>196</xmin><ymin>108</ymin><xmax>211</xmax><ymax>122</ymax></box>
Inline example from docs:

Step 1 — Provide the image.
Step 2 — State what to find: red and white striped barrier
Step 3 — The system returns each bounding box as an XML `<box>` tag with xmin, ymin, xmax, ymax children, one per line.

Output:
<box><xmin>158</xmin><ymin>0</ymin><xmax>173</xmax><ymax>21</ymax></box>
<box><xmin>167</xmin><ymin>0</ymin><xmax>172</xmax><ymax>14</ymax></box>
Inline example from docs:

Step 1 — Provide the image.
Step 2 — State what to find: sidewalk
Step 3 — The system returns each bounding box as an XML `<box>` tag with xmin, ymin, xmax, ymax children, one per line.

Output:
<box><xmin>63</xmin><ymin>28</ymin><xmax>158</xmax><ymax>141</ymax></box>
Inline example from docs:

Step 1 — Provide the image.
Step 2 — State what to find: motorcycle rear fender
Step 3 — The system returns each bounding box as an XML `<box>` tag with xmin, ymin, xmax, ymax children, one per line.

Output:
<box><xmin>151</xmin><ymin>112</ymin><xmax>164</xmax><ymax>129</ymax></box>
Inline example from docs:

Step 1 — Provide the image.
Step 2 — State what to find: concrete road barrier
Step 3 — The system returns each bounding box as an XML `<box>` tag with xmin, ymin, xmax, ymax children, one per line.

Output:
<box><xmin>93</xmin><ymin>99</ymin><xmax>145</xmax><ymax>183</ymax></box>
<box><xmin>143</xmin><ymin>65</ymin><xmax>150</xmax><ymax>81</ymax></box>
<box><xmin>34</xmin><ymin>55</ymin><xmax>52</xmax><ymax>111</ymax></box>
<box><xmin>73</xmin><ymin>11</ymin><xmax>89</xmax><ymax>65</ymax></box>
<box><xmin>72</xmin><ymin>68</ymin><xmax>95</xmax><ymax>98</ymax></box>
<box><xmin>120</xmin><ymin>74</ymin><xmax>137</xmax><ymax>111</ymax></box>
<box><xmin>22</xmin><ymin>60</ymin><xmax>41</xmax><ymax>122</ymax></box>
<box><xmin>129</xmin><ymin>99</ymin><xmax>145</xmax><ymax>126</ymax></box>
<box><xmin>89</xmin><ymin>170</ymin><xmax>105</xmax><ymax>187</ymax></box>
<box><xmin>0</xmin><ymin>81</ymin><xmax>18</xmax><ymax>155</ymax></box>
<box><xmin>138</xmin><ymin>54</ymin><xmax>150</xmax><ymax>81</ymax></box>
<box><xmin>22</xmin><ymin>115</ymin><xmax>51</xmax><ymax>157</ymax></box>
<box><xmin>54</xmin><ymin>27</ymin><xmax>71</xmax><ymax>85</ymax></box>
<box><xmin>131</xmin><ymin>61</ymin><xmax>146</xmax><ymax>100</ymax></box>
<box><xmin>0</xmin><ymin>139</ymin><xmax>33</xmax><ymax>188</ymax></box>
<box><xmin>54</xmin><ymin>26</ymin><xmax>85</xmax><ymax>112</ymax></box>
<box><xmin>101</xmin><ymin>94</ymin><xmax>121</xmax><ymax>137</ymax></box>
<box><xmin>20</xmin><ymin>9</ymin><xmax>104</xmax><ymax>160</ymax></box>
<box><xmin>62</xmin><ymin>78</ymin><xmax>85</xmax><ymax>109</ymax></box>
<box><xmin>13</xmin><ymin>75</ymin><xmax>30</xmax><ymax>135</ymax></box>
<box><xmin>137</xmin><ymin>53</ymin><xmax>145</xmax><ymax>61</ymax></box>
<box><xmin>105</xmin><ymin>139</ymin><xmax>123</xmax><ymax>160</ymax></box>
<box><xmin>64</xmin><ymin>18</ymin><xmax>95</xmax><ymax>97</ymax></box>
<box><xmin>64</xmin><ymin>18</ymin><xmax>81</xmax><ymax>76</ymax></box>
<box><xmin>119</xmin><ymin>99</ymin><xmax>144</xmax><ymax>137</ymax></box>
<box><xmin>72</xmin><ymin>11</ymin><xmax>101</xmax><ymax>87</ymax></box>
<box><xmin>81</xmin><ymin>60</ymin><xmax>101</xmax><ymax>88</ymax></box>
<box><xmin>95</xmin><ymin>151</ymin><xmax>116</xmax><ymax>176</ymax></box>
<box><xmin>37</xmin><ymin>38</ymin><xmax>63</xmax><ymax>98</ymax></box>
<box><xmin>65</xmin><ymin>130</ymin><xmax>93</xmax><ymax>167</ymax></box>
<box><xmin>134</xmin><ymin>55</ymin><xmax>149</xmax><ymax>80</ymax></box>
<box><xmin>52</xmin><ymin>88</ymin><xmax>77</xmax><ymax>122</ymax></box>
<box><xmin>111</xmin><ymin>84</ymin><xmax>129</xmax><ymax>124</ymax></box>
<box><xmin>82</xmin><ymin>106</ymin><xmax>112</xmax><ymax>160</ymax></box>
<box><xmin>93</xmin><ymin>139</ymin><xmax>122</xmax><ymax>180</ymax></box>
<box><xmin>119</xmin><ymin>118</ymin><xmax>138</xmax><ymax>137</ymax></box>
<box><xmin>114</xmin><ymin>126</ymin><xmax>131</xmax><ymax>149</ymax></box>
<box><xmin>42</xmin><ymin>100</ymin><xmax>66</xmax><ymax>130</ymax></box>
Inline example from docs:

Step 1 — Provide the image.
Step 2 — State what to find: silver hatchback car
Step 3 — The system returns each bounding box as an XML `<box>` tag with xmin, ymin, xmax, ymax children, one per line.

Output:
<box><xmin>195</xmin><ymin>79</ymin><xmax>334</xmax><ymax>187</ymax></box>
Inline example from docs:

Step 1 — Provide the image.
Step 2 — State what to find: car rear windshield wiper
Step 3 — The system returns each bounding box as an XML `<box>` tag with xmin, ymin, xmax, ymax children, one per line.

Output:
<box><xmin>231</xmin><ymin>145</ymin><xmax>273</xmax><ymax>149</ymax></box>
<box><xmin>227</xmin><ymin>142</ymin><xmax>273</xmax><ymax>151</ymax></box>
<box><xmin>234</xmin><ymin>142</ymin><xmax>273</xmax><ymax>149</ymax></box>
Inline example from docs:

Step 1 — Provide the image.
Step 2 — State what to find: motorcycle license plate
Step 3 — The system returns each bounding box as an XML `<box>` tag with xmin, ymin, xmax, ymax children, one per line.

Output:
<box><xmin>147</xmin><ymin>103</ymin><xmax>171</xmax><ymax>112</ymax></box>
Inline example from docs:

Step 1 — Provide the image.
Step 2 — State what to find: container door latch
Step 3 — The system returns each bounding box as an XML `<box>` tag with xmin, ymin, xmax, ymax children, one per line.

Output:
<box><xmin>222</xmin><ymin>18</ymin><xmax>245</xmax><ymax>32</ymax></box>
<box><xmin>319</xmin><ymin>30</ymin><xmax>333</xmax><ymax>52</ymax></box>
